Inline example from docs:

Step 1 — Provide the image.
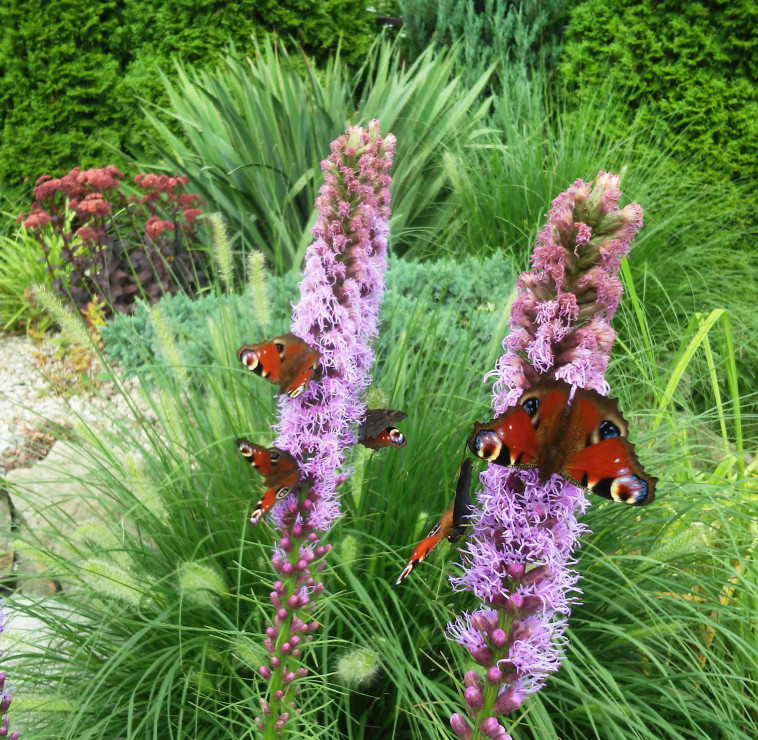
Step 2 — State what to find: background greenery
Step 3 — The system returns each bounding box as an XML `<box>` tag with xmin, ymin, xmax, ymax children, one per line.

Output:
<box><xmin>0</xmin><ymin>0</ymin><xmax>374</xmax><ymax>196</ymax></box>
<box><xmin>0</xmin><ymin>2</ymin><xmax>757</xmax><ymax>739</ymax></box>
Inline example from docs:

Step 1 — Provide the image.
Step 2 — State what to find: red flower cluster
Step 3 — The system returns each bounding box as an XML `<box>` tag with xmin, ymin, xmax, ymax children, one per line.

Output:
<box><xmin>18</xmin><ymin>165</ymin><xmax>208</xmax><ymax>313</ymax></box>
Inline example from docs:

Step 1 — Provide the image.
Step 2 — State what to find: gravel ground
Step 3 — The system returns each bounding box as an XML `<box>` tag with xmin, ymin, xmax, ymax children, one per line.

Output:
<box><xmin>0</xmin><ymin>332</ymin><xmax>148</xmax><ymax>472</ymax></box>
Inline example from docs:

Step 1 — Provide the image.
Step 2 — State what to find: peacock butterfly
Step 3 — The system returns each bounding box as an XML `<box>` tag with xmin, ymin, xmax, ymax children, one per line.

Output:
<box><xmin>394</xmin><ymin>457</ymin><xmax>473</xmax><ymax>587</ymax></box>
<box><xmin>358</xmin><ymin>408</ymin><xmax>408</xmax><ymax>450</ymax></box>
<box><xmin>236</xmin><ymin>438</ymin><xmax>301</xmax><ymax>525</ymax></box>
<box><xmin>468</xmin><ymin>378</ymin><xmax>656</xmax><ymax>505</ymax></box>
<box><xmin>237</xmin><ymin>333</ymin><xmax>320</xmax><ymax>399</ymax></box>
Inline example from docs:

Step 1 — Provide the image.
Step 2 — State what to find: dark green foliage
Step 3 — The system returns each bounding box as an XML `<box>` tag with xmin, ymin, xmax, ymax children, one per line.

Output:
<box><xmin>560</xmin><ymin>0</ymin><xmax>758</xmax><ymax>204</ymax></box>
<box><xmin>398</xmin><ymin>0</ymin><xmax>567</xmax><ymax>87</ymax></box>
<box><xmin>99</xmin><ymin>252</ymin><xmax>516</xmax><ymax>377</ymax></box>
<box><xmin>0</xmin><ymin>0</ymin><xmax>126</xmax><ymax>189</ymax></box>
<box><xmin>0</xmin><ymin>0</ymin><xmax>374</xmax><ymax>194</ymax></box>
<box><xmin>145</xmin><ymin>38</ymin><xmax>493</xmax><ymax>272</ymax></box>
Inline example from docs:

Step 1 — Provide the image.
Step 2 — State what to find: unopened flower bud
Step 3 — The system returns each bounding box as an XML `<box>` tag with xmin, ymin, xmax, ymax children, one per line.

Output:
<box><xmin>450</xmin><ymin>713</ymin><xmax>472</xmax><ymax>739</ymax></box>
<box><xmin>493</xmin><ymin>685</ymin><xmax>524</xmax><ymax>714</ymax></box>
<box><xmin>486</xmin><ymin>666</ymin><xmax>503</xmax><ymax>684</ymax></box>
<box><xmin>464</xmin><ymin>670</ymin><xmax>482</xmax><ymax>689</ymax></box>
<box><xmin>470</xmin><ymin>647</ymin><xmax>493</xmax><ymax>666</ymax></box>
<box><xmin>259</xmin><ymin>666</ymin><xmax>272</xmax><ymax>679</ymax></box>
<box><xmin>464</xmin><ymin>686</ymin><xmax>483</xmax><ymax>710</ymax></box>
<box><xmin>491</xmin><ymin>628</ymin><xmax>508</xmax><ymax>649</ymax></box>
<box><xmin>521</xmin><ymin>565</ymin><xmax>551</xmax><ymax>586</ymax></box>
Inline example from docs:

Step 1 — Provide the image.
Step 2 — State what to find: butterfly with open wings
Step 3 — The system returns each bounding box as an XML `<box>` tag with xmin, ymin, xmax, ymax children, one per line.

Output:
<box><xmin>237</xmin><ymin>333</ymin><xmax>320</xmax><ymax>399</ymax></box>
<box><xmin>236</xmin><ymin>438</ymin><xmax>301</xmax><ymax>525</ymax></box>
<box><xmin>468</xmin><ymin>378</ymin><xmax>656</xmax><ymax>505</ymax></box>
<box><xmin>394</xmin><ymin>457</ymin><xmax>473</xmax><ymax>587</ymax></box>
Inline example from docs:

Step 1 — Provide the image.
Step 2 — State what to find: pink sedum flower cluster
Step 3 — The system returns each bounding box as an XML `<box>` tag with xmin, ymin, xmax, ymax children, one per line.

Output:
<box><xmin>253</xmin><ymin>121</ymin><xmax>395</xmax><ymax>736</ymax></box>
<box><xmin>447</xmin><ymin>172</ymin><xmax>644</xmax><ymax>740</ymax></box>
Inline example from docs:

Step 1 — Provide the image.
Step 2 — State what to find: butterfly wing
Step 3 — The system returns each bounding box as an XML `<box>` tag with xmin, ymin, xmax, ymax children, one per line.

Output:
<box><xmin>277</xmin><ymin>333</ymin><xmax>320</xmax><ymax>398</ymax></box>
<box><xmin>236</xmin><ymin>438</ymin><xmax>301</xmax><ymax>524</ymax></box>
<box><xmin>238</xmin><ymin>333</ymin><xmax>320</xmax><ymax>399</ymax></box>
<box><xmin>563</xmin><ymin>437</ymin><xmax>656</xmax><ymax>505</ymax></box>
<box><xmin>394</xmin><ymin>510</ymin><xmax>453</xmax><ymax>587</ymax></box>
<box><xmin>559</xmin><ymin>388</ymin><xmax>656</xmax><ymax>505</ymax></box>
<box><xmin>394</xmin><ymin>458</ymin><xmax>472</xmax><ymax>587</ymax></box>
<box><xmin>449</xmin><ymin>457</ymin><xmax>473</xmax><ymax>542</ymax></box>
<box><xmin>359</xmin><ymin>409</ymin><xmax>408</xmax><ymax>441</ymax></box>
<box><xmin>468</xmin><ymin>406</ymin><xmax>539</xmax><ymax>467</ymax></box>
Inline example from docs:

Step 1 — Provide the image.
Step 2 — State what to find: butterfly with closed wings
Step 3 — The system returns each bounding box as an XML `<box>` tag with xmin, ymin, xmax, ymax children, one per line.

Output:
<box><xmin>394</xmin><ymin>457</ymin><xmax>473</xmax><ymax>587</ymax></box>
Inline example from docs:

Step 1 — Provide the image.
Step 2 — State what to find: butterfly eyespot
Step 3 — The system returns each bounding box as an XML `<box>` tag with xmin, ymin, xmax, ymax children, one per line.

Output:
<box><xmin>275</xmin><ymin>343</ymin><xmax>285</xmax><ymax>353</ymax></box>
<box><xmin>288</xmin><ymin>384</ymin><xmax>305</xmax><ymax>398</ymax></box>
<box><xmin>275</xmin><ymin>486</ymin><xmax>291</xmax><ymax>500</ymax></box>
<box><xmin>240</xmin><ymin>350</ymin><xmax>258</xmax><ymax>368</ymax></box>
<box><xmin>611</xmin><ymin>475</ymin><xmax>650</xmax><ymax>504</ymax></box>
<box><xmin>389</xmin><ymin>429</ymin><xmax>405</xmax><ymax>446</ymax></box>
<box><xmin>599</xmin><ymin>420</ymin><xmax>621</xmax><ymax>440</ymax></box>
<box><xmin>269</xmin><ymin>450</ymin><xmax>281</xmax><ymax>462</ymax></box>
<box><xmin>473</xmin><ymin>430</ymin><xmax>503</xmax><ymax>462</ymax></box>
<box><xmin>522</xmin><ymin>397</ymin><xmax>540</xmax><ymax>417</ymax></box>
<box><xmin>238</xmin><ymin>442</ymin><xmax>253</xmax><ymax>457</ymax></box>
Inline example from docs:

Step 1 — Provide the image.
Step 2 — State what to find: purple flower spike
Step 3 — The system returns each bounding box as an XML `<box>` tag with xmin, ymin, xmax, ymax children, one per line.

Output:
<box><xmin>447</xmin><ymin>172</ymin><xmax>643</xmax><ymax>737</ymax></box>
<box><xmin>247</xmin><ymin>122</ymin><xmax>395</xmax><ymax>735</ymax></box>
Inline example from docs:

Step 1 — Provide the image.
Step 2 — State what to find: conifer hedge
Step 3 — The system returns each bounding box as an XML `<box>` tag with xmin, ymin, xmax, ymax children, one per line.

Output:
<box><xmin>0</xmin><ymin>0</ymin><xmax>372</xmax><ymax>194</ymax></box>
<box><xmin>560</xmin><ymin>0</ymin><xmax>758</xmax><ymax>203</ymax></box>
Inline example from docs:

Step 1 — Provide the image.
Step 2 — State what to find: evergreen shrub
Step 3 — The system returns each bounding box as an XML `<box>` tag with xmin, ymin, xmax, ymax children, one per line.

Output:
<box><xmin>99</xmin><ymin>251</ymin><xmax>516</xmax><ymax>377</ymax></box>
<box><xmin>560</xmin><ymin>0</ymin><xmax>758</xmax><ymax>212</ymax></box>
<box><xmin>398</xmin><ymin>0</ymin><xmax>567</xmax><ymax>87</ymax></box>
<box><xmin>0</xmin><ymin>0</ymin><xmax>374</xmax><ymax>194</ymax></box>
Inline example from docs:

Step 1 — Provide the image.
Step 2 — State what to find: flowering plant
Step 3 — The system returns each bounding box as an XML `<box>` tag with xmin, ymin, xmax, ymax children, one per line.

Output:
<box><xmin>247</xmin><ymin>121</ymin><xmax>395</xmax><ymax>736</ymax></box>
<box><xmin>19</xmin><ymin>167</ymin><xmax>207</xmax><ymax>314</ymax></box>
<box><xmin>448</xmin><ymin>172</ymin><xmax>644</xmax><ymax>740</ymax></box>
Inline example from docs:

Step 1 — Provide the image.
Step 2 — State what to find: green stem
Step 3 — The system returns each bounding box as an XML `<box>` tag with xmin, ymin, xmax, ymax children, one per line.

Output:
<box><xmin>468</xmin><ymin>609</ymin><xmax>516</xmax><ymax>740</ymax></box>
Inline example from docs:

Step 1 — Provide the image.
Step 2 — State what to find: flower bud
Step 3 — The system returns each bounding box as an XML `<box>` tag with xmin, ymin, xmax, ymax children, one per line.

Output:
<box><xmin>491</xmin><ymin>628</ymin><xmax>508</xmax><ymax>649</ymax></box>
<box><xmin>486</xmin><ymin>666</ymin><xmax>503</xmax><ymax>684</ymax></box>
<box><xmin>493</xmin><ymin>685</ymin><xmax>524</xmax><ymax>715</ymax></box>
<box><xmin>521</xmin><ymin>565</ymin><xmax>551</xmax><ymax>586</ymax></box>
<box><xmin>464</xmin><ymin>670</ymin><xmax>482</xmax><ymax>689</ymax></box>
<box><xmin>464</xmin><ymin>686</ymin><xmax>483</xmax><ymax>710</ymax></box>
<box><xmin>450</xmin><ymin>713</ymin><xmax>472</xmax><ymax>739</ymax></box>
<box><xmin>259</xmin><ymin>666</ymin><xmax>272</xmax><ymax>680</ymax></box>
<box><xmin>470</xmin><ymin>647</ymin><xmax>493</xmax><ymax>666</ymax></box>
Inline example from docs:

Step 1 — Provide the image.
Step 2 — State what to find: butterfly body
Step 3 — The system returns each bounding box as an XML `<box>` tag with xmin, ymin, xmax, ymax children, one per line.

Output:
<box><xmin>394</xmin><ymin>458</ymin><xmax>472</xmax><ymax>586</ymax></box>
<box><xmin>468</xmin><ymin>379</ymin><xmax>656</xmax><ymax>505</ymax></box>
<box><xmin>237</xmin><ymin>333</ymin><xmax>320</xmax><ymax>399</ymax></box>
<box><xmin>236</xmin><ymin>438</ymin><xmax>301</xmax><ymax>525</ymax></box>
<box><xmin>359</xmin><ymin>409</ymin><xmax>408</xmax><ymax>449</ymax></box>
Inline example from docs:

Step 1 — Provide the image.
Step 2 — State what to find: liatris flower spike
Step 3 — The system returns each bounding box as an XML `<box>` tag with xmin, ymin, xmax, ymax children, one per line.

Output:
<box><xmin>239</xmin><ymin>121</ymin><xmax>395</xmax><ymax>737</ymax></box>
<box><xmin>447</xmin><ymin>172</ymin><xmax>652</xmax><ymax>740</ymax></box>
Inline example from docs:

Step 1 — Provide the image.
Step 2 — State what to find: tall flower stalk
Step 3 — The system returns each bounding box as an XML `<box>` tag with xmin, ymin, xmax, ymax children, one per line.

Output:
<box><xmin>252</xmin><ymin>121</ymin><xmax>395</xmax><ymax>737</ymax></box>
<box><xmin>448</xmin><ymin>172</ymin><xmax>644</xmax><ymax>740</ymax></box>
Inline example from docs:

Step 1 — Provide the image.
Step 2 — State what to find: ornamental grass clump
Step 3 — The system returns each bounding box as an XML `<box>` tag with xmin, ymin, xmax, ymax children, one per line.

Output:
<box><xmin>243</xmin><ymin>121</ymin><xmax>395</xmax><ymax>736</ymax></box>
<box><xmin>448</xmin><ymin>172</ymin><xmax>644</xmax><ymax>740</ymax></box>
<box><xmin>0</xmin><ymin>605</ymin><xmax>19</xmax><ymax>740</ymax></box>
